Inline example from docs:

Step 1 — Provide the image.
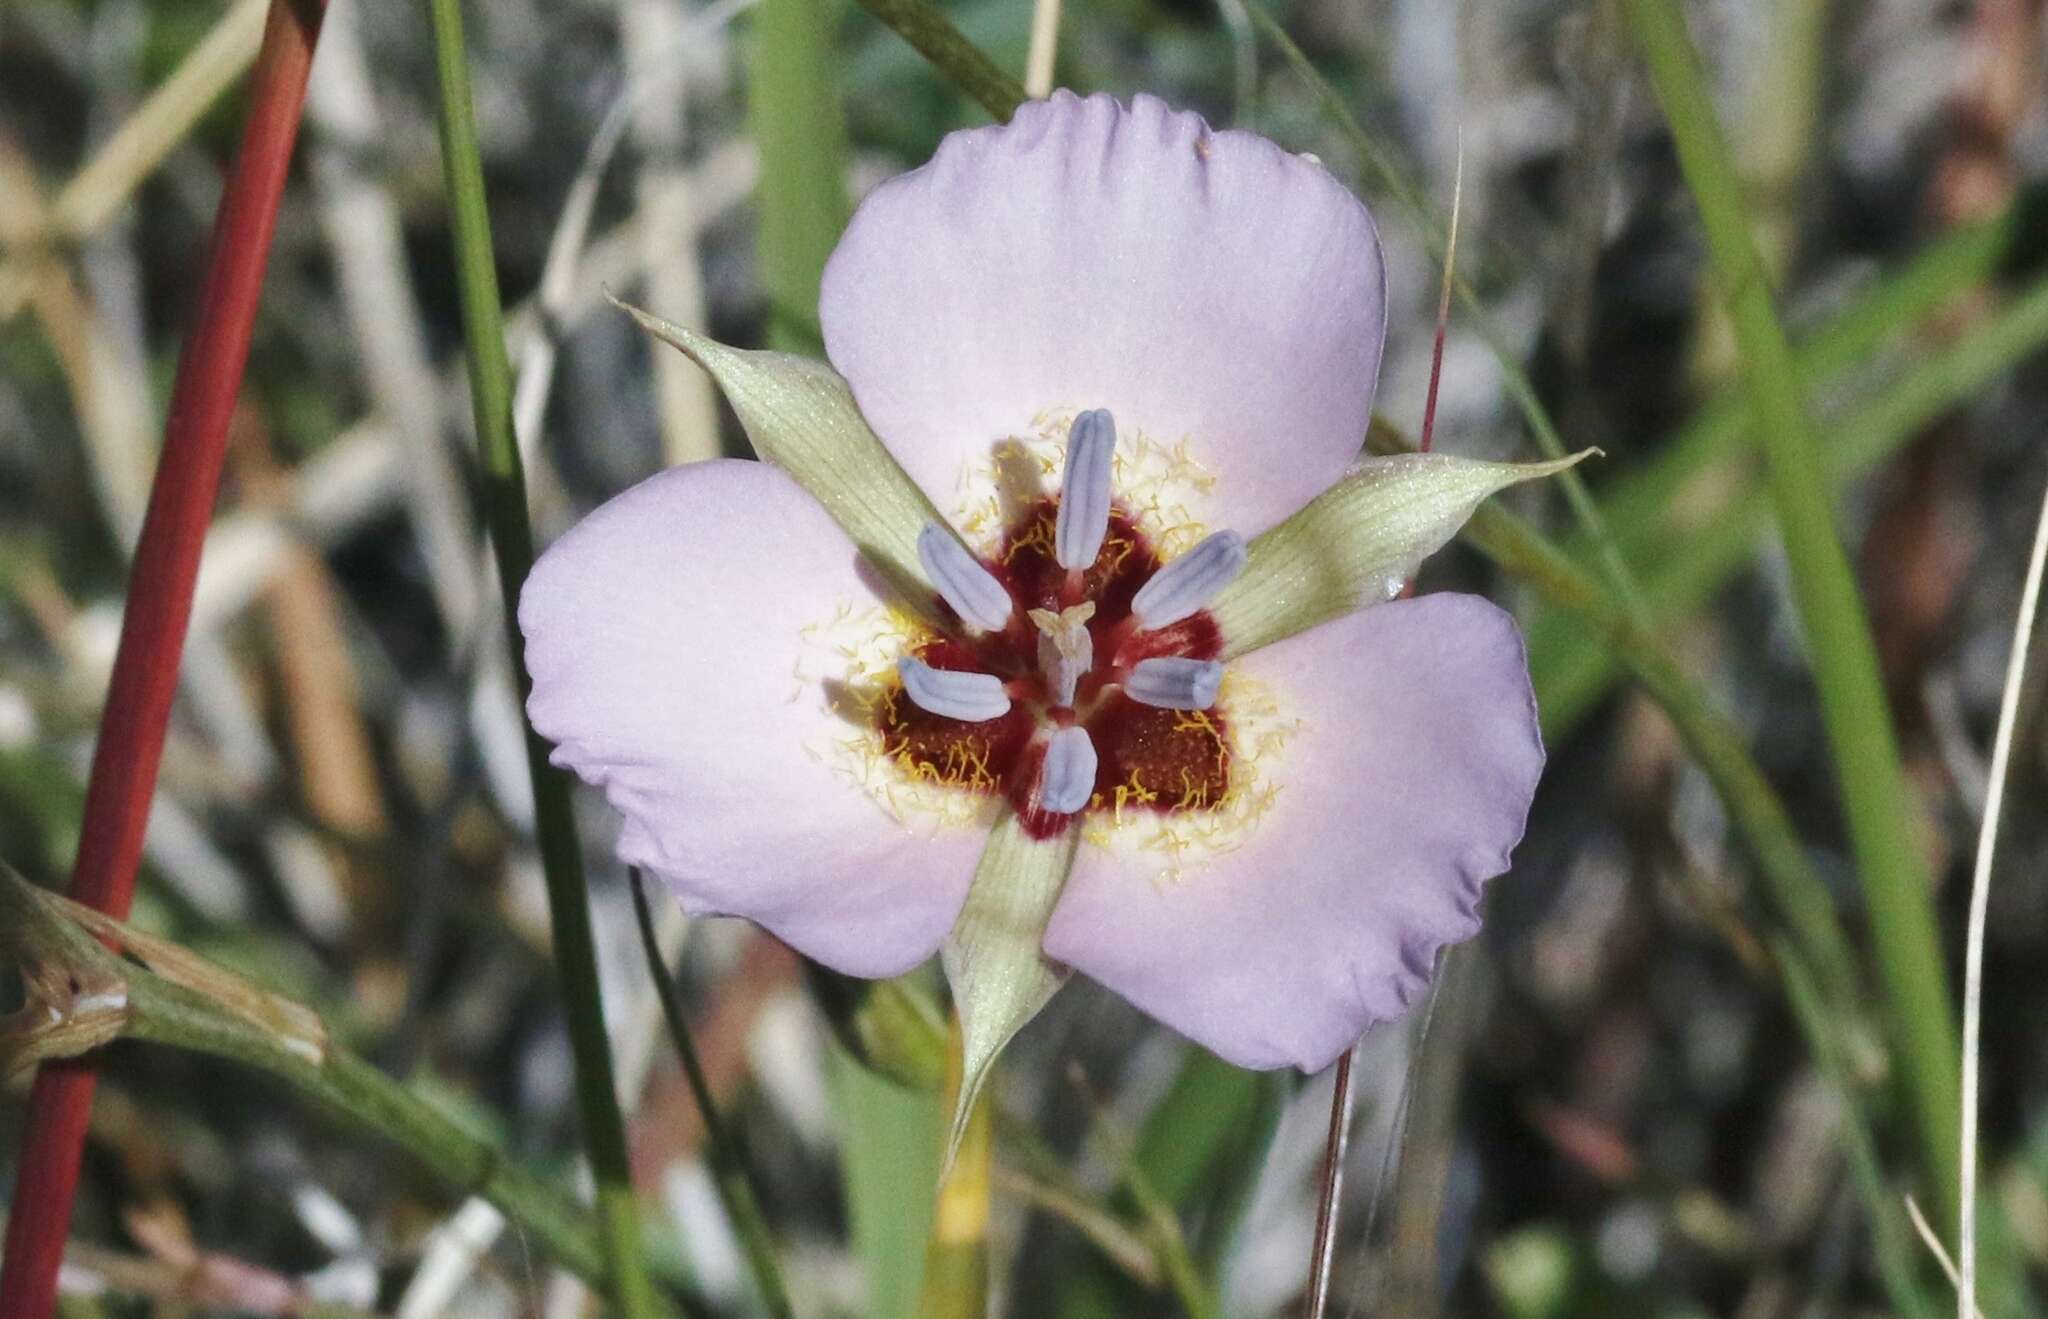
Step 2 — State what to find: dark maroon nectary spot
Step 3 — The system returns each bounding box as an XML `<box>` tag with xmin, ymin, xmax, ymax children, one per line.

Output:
<box><xmin>874</xmin><ymin>496</ymin><xmax>1234</xmax><ymax>839</ymax></box>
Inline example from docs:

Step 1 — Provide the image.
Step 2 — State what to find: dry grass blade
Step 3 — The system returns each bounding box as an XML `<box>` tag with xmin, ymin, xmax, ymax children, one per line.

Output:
<box><xmin>1959</xmin><ymin>477</ymin><xmax>2048</xmax><ymax>1314</ymax></box>
<box><xmin>0</xmin><ymin>0</ymin><xmax>269</xmax><ymax>321</ymax></box>
<box><xmin>1905</xmin><ymin>1194</ymin><xmax>1989</xmax><ymax>1319</ymax></box>
<box><xmin>1026</xmin><ymin>0</ymin><xmax>1062</xmax><ymax>97</ymax></box>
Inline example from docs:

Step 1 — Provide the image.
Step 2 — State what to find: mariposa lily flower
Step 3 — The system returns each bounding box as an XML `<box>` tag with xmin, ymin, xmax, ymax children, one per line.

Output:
<box><xmin>521</xmin><ymin>92</ymin><xmax>1576</xmax><ymax>1122</ymax></box>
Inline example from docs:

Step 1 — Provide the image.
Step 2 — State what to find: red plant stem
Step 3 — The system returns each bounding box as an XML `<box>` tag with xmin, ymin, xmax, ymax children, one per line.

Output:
<box><xmin>1310</xmin><ymin>149</ymin><xmax>1468</xmax><ymax>1311</ymax></box>
<box><xmin>0</xmin><ymin>2</ymin><xmax>327</xmax><ymax>1313</ymax></box>
<box><xmin>1302</xmin><ymin>1046</ymin><xmax>1357</xmax><ymax>1318</ymax></box>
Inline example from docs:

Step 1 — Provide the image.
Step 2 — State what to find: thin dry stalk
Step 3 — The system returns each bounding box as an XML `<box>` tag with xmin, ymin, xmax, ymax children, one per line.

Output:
<box><xmin>234</xmin><ymin>406</ymin><xmax>391</xmax><ymax>931</ymax></box>
<box><xmin>1958</xmin><ymin>479</ymin><xmax>2048</xmax><ymax>1313</ymax></box>
<box><xmin>1905</xmin><ymin>1194</ymin><xmax>1990</xmax><ymax>1319</ymax></box>
<box><xmin>621</xmin><ymin>0</ymin><xmax>726</xmax><ymax>465</ymax></box>
<box><xmin>1025</xmin><ymin>0</ymin><xmax>1062</xmax><ymax>97</ymax></box>
<box><xmin>0</xmin><ymin>141</ymin><xmax>271</xmax><ymax>787</ymax></box>
<box><xmin>0</xmin><ymin>0</ymin><xmax>268</xmax><ymax>320</ymax></box>
<box><xmin>306</xmin><ymin>0</ymin><xmax>482</xmax><ymax>639</ymax></box>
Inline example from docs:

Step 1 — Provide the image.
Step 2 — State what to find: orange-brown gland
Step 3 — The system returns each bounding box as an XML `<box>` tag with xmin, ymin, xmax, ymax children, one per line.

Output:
<box><xmin>874</xmin><ymin>497</ymin><xmax>1231</xmax><ymax>840</ymax></box>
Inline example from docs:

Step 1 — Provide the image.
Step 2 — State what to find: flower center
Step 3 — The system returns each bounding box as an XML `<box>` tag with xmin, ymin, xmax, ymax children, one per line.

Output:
<box><xmin>879</xmin><ymin>410</ymin><xmax>1247</xmax><ymax>840</ymax></box>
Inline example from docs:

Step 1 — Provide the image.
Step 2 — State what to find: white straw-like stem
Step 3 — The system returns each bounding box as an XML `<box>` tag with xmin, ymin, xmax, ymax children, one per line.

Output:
<box><xmin>1025</xmin><ymin>0</ymin><xmax>1062</xmax><ymax>98</ymax></box>
<box><xmin>1959</xmin><ymin>478</ymin><xmax>2048</xmax><ymax>1316</ymax></box>
<box><xmin>1906</xmin><ymin>1194</ymin><xmax>1987</xmax><ymax>1319</ymax></box>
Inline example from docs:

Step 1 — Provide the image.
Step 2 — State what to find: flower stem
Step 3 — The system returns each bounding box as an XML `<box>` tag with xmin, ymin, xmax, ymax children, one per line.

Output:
<box><xmin>421</xmin><ymin>0</ymin><xmax>658</xmax><ymax>1312</ymax></box>
<box><xmin>0</xmin><ymin>3</ymin><xmax>328</xmax><ymax>1313</ymax></box>
<box><xmin>1624</xmin><ymin>0</ymin><xmax>1962</xmax><ymax>1232</ymax></box>
<box><xmin>918</xmin><ymin>1018</ymin><xmax>992</xmax><ymax>1319</ymax></box>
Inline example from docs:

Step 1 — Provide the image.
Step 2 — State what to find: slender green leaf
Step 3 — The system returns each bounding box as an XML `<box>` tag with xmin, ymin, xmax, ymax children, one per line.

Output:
<box><xmin>1625</xmin><ymin>0</ymin><xmax>1962</xmax><ymax>1234</ymax></box>
<box><xmin>834</xmin><ymin>1048</ymin><xmax>942</xmax><ymax>1318</ymax></box>
<box><xmin>1532</xmin><ymin>267</ymin><xmax>2048</xmax><ymax>735</ymax></box>
<box><xmin>1592</xmin><ymin>213</ymin><xmax>2017</xmax><ymax>560</ymax></box>
<box><xmin>849</xmin><ymin>0</ymin><xmax>1026</xmax><ymax>122</ymax></box>
<box><xmin>1047</xmin><ymin>1050</ymin><xmax>1280</xmax><ymax>1315</ymax></box>
<box><xmin>422</xmin><ymin>0</ymin><xmax>657</xmax><ymax>1310</ymax></box>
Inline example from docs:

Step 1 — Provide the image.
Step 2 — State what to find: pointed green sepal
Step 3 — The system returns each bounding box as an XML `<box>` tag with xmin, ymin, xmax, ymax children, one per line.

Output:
<box><xmin>1211</xmin><ymin>450</ymin><xmax>1596</xmax><ymax>658</ymax></box>
<box><xmin>939</xmin><ymin>809</ymin><xmax>1081</xmax><ymax>1171</ymax></box>
<box><xmin>611</xmin><ymin>295</ymin><xmax>949</xmax><ymax>623</ymax></box>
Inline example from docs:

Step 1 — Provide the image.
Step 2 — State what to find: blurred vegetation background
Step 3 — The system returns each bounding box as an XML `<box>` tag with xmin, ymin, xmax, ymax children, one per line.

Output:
<box><xmin>6</xmin><ymin>0</ymin><xmax>2048</xmax><ymax>1314</ymax></box>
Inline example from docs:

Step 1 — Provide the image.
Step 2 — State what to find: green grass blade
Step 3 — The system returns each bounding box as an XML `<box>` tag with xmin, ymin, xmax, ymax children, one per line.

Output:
<box><xmin>421</xmin><ymin>0</ymin><xmax>659</xmax><ymax>1311</ymax></box>
<box><xmin>750</xmin><ymin>0</ymin><xmax>852</xmax><ymax>353</ymax></box>
<box><xmin>1777</xmin><ymin>940</ymin><xmax>1941</xmax><ymax>1319</ymax></box>
<box><xmin>834</xmin><ymin>1050</ymin><xmax>942</xmax><ymax>1317</ymax></box>
<box><xmin>849</xmin><ymin>0</ymin><xmax>1026</xmax><ymax>122</ymax></box>
<box><xmin>1532</xmin><ymin>267</ymin><xmax>2048</xmax><ymax>735</ymax></box>
<box><xmin>1046</xmin><ymin>1050</ymin><xmax>1278</xmax><ymax>1314</ymax></box>
<box><xmin>1625</xmin><ymin>0</ymin><xmax>1960</xmax><ymax>1238</ymax></box>
<box><xmin>1592</xmin><ymin>213</ymin><xmax>2016</xmax><ymax>559</ymax></box>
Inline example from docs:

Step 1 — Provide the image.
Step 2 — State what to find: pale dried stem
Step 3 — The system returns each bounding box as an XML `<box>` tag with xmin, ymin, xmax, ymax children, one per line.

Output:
<box><xmin>57</xmin><ymin>151</ymin><xmax>753</xmax><ymax>683</ymax></box>
<box><xmin>1025</xmin><ymin>0</ymin><xmax>1062</xmax><ymax>96</ymax></box>
<box><xmin>991</xmin><ymin>1163</ymin><xmax>1162</xmax><ymax>1287</ymax></box>
<box><xmin>234</xmin><ymin>407</ymin><xmax>391</xmax><ymax>933</ymax></box>
<box><xmin>1958</xmin><ymin>479</ymin><xmax>2048</xmax><ymax>1315</ymax></box>
<box><xmin>1905</xmin><ymin>1194</ymin><xmax>1989</xmax><ymax>1319</ymax></box>
<box><xmin>622</xmin><ymin>0</ymin><xmax>726</xmax><ymax>465</ymax></box>
<box><xmin>0</xmin><ymin>0</ymin><xmax>268</xmax><ymax>321</ymax></box>
<box><xmin>0</xmin><ymin>137</ymin><xmax>275</xmax><ymax>792</ymax></box>
<box><xmin>306</xmin><ymin>0</ymin><xmax>482</xmax><ymax>640</ymax></box>
<box><xmin>510</xmin><ymin>0</ymin><xmax>756</xmax><ymax>491</ymax></box>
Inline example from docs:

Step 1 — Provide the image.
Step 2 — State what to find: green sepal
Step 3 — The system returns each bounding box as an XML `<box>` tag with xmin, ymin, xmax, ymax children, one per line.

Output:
<box><xmin>1211</xmin><ymin>450</ymin><xmax>1594</xmax><ymax>658</ymax></box>
<box><xmin>939</xmin><ymin>809</ymin><xmax>1081</xmax><ymax>1171</ymax></box>
<box><xmin>612</xmin><ymin>295</ymin><xmax>948</xmax><ymax>624</ymax></box>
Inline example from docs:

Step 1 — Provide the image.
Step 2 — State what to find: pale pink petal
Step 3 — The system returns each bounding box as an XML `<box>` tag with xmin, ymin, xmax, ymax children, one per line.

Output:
<box><xmin>519</xmin><ymin>460</ymin><xmax>983</xmax><ymax>976</ymax></box>
<box><xmin>820</xmin><ymin>91</ymin><xmax>1386</xmax><ymax>536</ymax></box>
<box><xmin>1043</xmin><ymin>595</ymin><xmax>1541</xmax><ymax>1070</ymax></box>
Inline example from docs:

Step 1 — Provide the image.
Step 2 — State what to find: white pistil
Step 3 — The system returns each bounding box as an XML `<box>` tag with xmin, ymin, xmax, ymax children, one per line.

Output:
<box><xmin>898</xmin><ymin>657</ymin><xmax>1012</xmax><ymax>722</ymax></box>
<box><xmin>1125</xmin><ymin>656</ymin><xmax>1224</xmax><ymax>710</ymax></box>
<box><xmin>1130</xmin><ymin>529</ymin><xmax>1248</xmax><ymax>630</ymax></box>
<box><xmin>1038</xmin><ymin>726</ymin><xmax>1098</xmax><ymax>814</ymax></box>
<box><xmin>1027</xmin><ymin>601</ymin><xmax>1096</xmax><ymax>708</ymax></box>
<box><xmin>917</xmin><ymin>523</ymin><xmax>1014</xmax><ymax>632</ymax></box>
<box><xmin>1056</xmin><ymin>409</ymin><xmax>1117</xmax><ymax>570</ymax></box>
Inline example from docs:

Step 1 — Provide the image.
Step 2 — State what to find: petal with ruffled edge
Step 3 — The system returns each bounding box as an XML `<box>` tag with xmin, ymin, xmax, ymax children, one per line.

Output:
<box><xmin>1043</xmin><ymin>594</ymin><xmax>1542</xmax><ymax>1071</ymax></box>
<box><xmin>820</xmin><ymin>91</ymin><xmax>1386</xmax><ymax>537</ymax></box>
<box><xmin>519</xmin><ymin>459</ymin><xmax>984</xmax><ymax>977</ymax></box>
